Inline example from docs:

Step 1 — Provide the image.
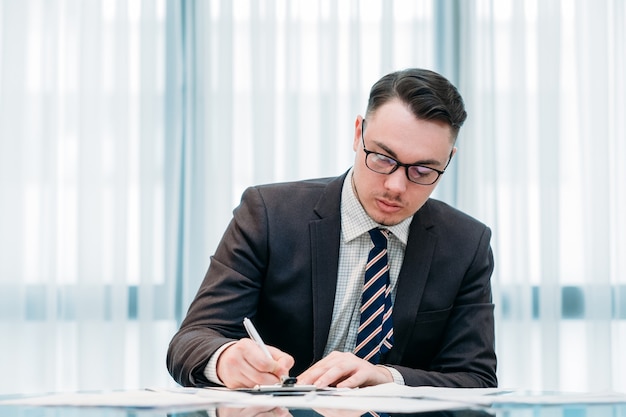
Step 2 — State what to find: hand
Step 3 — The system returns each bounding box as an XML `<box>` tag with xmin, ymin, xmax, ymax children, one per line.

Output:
<box><xmin>296</xmin><ymin>351</ymin><xmax>393</xmax><ymax>388</ymax></box>
<box><xmin>313</xmin><ymin>409</ymin><xmax>369</xmax><ymax>417</ymax></box>
<box><xmin>217</xmin><ymin>406</ymin><xmax>292</xmax><ymax>417</ymax></box>
<box><xmin>216</xmin><ymin>338</ymin><xmax>295</xmax><ymax>389</ymax></box>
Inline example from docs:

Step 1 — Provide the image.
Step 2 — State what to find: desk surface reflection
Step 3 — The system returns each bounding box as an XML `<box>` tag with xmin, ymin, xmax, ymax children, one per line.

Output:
<box><xmin>1</xmin><ymin>403</ymin><xmax>626</xmax><ymax>417</ymax></box>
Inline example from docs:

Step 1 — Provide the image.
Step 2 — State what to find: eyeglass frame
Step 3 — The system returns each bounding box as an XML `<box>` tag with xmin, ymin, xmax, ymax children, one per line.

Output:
<box><xmin>360</xmin><ymin>119</ymin><xmax>453</xmax><ymax>186</ymax></box>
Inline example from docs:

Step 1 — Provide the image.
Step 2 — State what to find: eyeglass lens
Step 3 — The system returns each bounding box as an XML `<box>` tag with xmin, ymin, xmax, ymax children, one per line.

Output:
<box><xmin>366</xmin><ymin>153</ymin><xmax>439</xmax><ymax>185</ymax></box>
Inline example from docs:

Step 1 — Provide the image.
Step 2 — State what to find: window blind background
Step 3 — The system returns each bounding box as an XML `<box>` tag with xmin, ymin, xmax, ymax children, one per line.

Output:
<box><xmin>0</xmin><ymin>0</ymin><xmax>624</xmax><ymax>394</ymax></box>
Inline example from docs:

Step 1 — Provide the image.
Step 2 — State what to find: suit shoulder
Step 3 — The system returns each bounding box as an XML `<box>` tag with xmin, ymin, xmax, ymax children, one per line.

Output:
<box><xmin>239</xmin><ymin>175</ymin><xmax>343</xmax><ymax>212</ymax></box>
<box><xmin>254</xmin><ymin>176</ymin><xmax>336</xmax><ymax>191</ymax></box>
<box><xmin>247</xmin><ymin>176</ymin><xmax>340</xmax><ymax>200</ymax></box>
<box><xmin>423</xmin><ymin>199</ymin><xmax>490</xmax><ymax>231</ymax></box>
<box><xmin>418</xmin><ymin>199</ymin><xmax>492</xmax><ymax>257</ymax></box>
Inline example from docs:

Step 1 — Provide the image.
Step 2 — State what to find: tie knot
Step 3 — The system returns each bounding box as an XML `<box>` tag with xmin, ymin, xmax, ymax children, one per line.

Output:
<box><xmin>368</xmin><ymin>228</ymin><xmax>389</xmax><ymax>248</ymax></box>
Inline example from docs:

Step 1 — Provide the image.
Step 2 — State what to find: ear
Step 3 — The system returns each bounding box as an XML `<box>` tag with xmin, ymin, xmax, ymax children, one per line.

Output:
<box><xmin>353</xmin><ymin>116</ymin><xmax>364</xmax><ymax>152</ymax></box>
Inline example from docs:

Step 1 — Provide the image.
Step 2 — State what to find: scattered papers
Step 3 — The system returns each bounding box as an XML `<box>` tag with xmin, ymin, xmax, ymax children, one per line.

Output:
<box><xmin>478</xmin><ymin>390</ymin><xmax>626</xmax><ymax>406</ymax></box>
<box><xmin>334</xmin><ymin>383</ymin><xmax>626</xmax><ymax>406</ymax></box>
<box><xmin>333</xmin><ymin>383</ymin><xmax>505</xmax><ymax>398</ymax></box>
<box><xmin>0</xmin><ymin>387</ymin><xmax>468</xmax><ymax>413</ymax></box>
<box><xmin>1</xmin><ymin>384</ymin><xmax>625</xmax><ymax>412</ymax></box>
<box><xmin>0</xmin><ymin>389</ymin><xmax>223</xmax><ymax>409</ymax></box>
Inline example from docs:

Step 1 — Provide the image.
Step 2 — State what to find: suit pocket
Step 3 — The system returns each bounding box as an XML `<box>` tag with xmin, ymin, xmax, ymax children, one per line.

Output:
<box><xmin>414</xmin><ymin>305</ymin><xmax>453</xmax><ymax>323</ymax></box>
<box><xmin>400</xmin><ymin>306</ymin><xmax>453</xmax><ymax>367</ymax></box>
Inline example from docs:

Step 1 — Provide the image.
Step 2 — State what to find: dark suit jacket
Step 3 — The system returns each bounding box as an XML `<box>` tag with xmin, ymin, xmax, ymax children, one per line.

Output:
<box><xmin>167</xmin><ymin>173</ymin><xmax>497</xmax><ymax>387</ymax></box>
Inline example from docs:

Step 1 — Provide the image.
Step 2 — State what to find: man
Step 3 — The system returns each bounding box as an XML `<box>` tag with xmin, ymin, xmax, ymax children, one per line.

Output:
<box><xmin>167</xmin><ymin>68</ymin><xmax>497</xmax><ymax>389</ymax></box>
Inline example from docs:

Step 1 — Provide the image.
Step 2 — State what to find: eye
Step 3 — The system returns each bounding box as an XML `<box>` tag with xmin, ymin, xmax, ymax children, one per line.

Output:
<box><xmin>371</xmin><ymin>153</ymin><xmax>397</xmax><ymax>168</ymax></box>
<box><xmin>408</xmin><ymin>165</ymin><xmax>436</xmax><ymax>179</ymax></box>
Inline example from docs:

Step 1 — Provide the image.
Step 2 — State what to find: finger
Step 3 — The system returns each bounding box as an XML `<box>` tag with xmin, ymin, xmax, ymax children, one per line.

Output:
<box><xmin>298</xmin><ymin>352</ymin><xmax>372</xmax><ymax>388</ymax></box>
<box><xmin>218</xmin><ymin>406</ymin><xmax>290</xmax><ymax>417</ymax></box>
<box><xmin>241</xmin><ymin>339</ymin><xmax>281</xmax><ymax>374</ymax></box>
<box><xmin>267</xmin><ymin>346</ymin><xmax>295</xmax><ymax>377</ymax></box>
<box><xmin>241</xmin><ymin>341</ymin><xmax>301</xmax><ymax>385</ymax></box>
<box><xmin>311</xmin><ymin>364</ymin><xmax>355</xmax><ymax>388</ymax></box>
<box><xmin>218</xmin><ymin>340</ymin><xmax>281</xmax><ymax>388</ymax></box>
<box><xmin>240</xmin><ymin>361</ymin><xmax>282</xmax><ymax>386</ymax></box>
<box><xmin>335</xmin><ymin>362</ymin><xmax>393</xmax><ymax>388</ymax></box>
<box><xmin>333</xmin><ymin>372</ymin><xmax>366</xmax><ymax>388</ymax></box>
<box><xmin>295</xmin><ymin>363</ymin><xmax>324</xmax><ymax>385</ymax></box>
<box><xmin>296</xmin><ymin>355</ymin><xmax>341</xmax><ymax>386</ymax></box>
<box><xmin>268</xmin><ymin>407</ymin><xmax>292</xmax><ymax>417</ymax></box>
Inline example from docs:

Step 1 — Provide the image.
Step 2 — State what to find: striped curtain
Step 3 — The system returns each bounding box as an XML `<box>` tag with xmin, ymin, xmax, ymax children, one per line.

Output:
<box><xmin>2</xmin><ymin>0</ymin><xmax>623</xmax><ymax>395</ymax></box>
<box><xmin>457</xmin><ymin>0</ymin><xmax>626</xmax><ymax>392</ymax></box>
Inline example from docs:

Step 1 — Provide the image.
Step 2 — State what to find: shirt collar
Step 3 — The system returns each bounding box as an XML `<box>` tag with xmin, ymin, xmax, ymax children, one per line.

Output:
<box><xmin>341</xmin><ymin>168</ymin><xmax>412</xmax><ymax>245</ymax></box>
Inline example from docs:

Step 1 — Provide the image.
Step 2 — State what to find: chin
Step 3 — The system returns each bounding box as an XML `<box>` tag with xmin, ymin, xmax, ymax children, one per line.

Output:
<box><xmin>378</xmin><ymin>219</ymin><xmax>402</xmax><ymax>227</ymax></box>
<box><xmin>371</xmin><ymin>213</ymin><xmax>404</xmax><ymax>227</ymax></box>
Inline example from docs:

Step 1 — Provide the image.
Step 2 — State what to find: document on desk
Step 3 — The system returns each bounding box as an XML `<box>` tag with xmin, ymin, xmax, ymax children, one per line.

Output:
<box><xmin>0</xmin><ymin>386</ymin><xmax>469</xmax><ymax>413</ymax></box>
<box><xmin>0</xmin><ymin>387</ymin><xmax>251</xmax><ymax>409</ymax></box>
<box><xmin>3</xmin><ymin>384</ymin><xmax>623</xmax><ymax>410</ymax></box>
<box><xmin>338</xmin><ymin>383</ymin><xmax>626</xmax><ymax>406</ymax></box>
<box><xmin>332</xmin><ymin>383</ymin><xmax>505</xmax><ymax>399</ymax></box>
<box><xmin>190</xmin><ymin>386</ymin><xmax>470</xmax><ymax>413</ymax></box>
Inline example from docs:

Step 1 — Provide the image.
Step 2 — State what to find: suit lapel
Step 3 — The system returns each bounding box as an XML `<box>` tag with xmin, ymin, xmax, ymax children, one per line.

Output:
<box><xmin>309</xmin><ymin>174</ymin><xmax>345</xmax><ymax>362</ymax></box>
<box><xmin>306</xmin><ymin>175</ymin><xmax>437</xmax><ymax>364</ymax></box>
<box><xmin>386</xmin><ymin>202</ymin><xmax>436</xmax><ymax>363</ymax></box>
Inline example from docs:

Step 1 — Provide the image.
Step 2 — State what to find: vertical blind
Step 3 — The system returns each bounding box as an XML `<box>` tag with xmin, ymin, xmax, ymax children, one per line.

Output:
<box><xmin>0</xmin><ymin>0</ymin><xmax>624</xmax><ymax>394</ymax></box>
<box><xmin>0</xmin><ymin>0</ymin><xmax>174</xmax><ymax>393</ymax></box>
<box><xmin>457</xmin><ymin>0</ymin><xmax>626</xmax><ymax>391</ymax></box>
<box><xmin>167</xmin><ymin>0</ymin><xmax>445</xmax><ymax>319</ymax></box>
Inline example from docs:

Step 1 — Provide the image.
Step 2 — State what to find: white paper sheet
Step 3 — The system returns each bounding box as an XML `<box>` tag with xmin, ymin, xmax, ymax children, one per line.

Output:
<box><xmin>332</xmin><ymin>383</ymin><xmax>626</xmax><ymax>406</ymax></box>
<box><xmin>0</xmin><ymin>388</ymin><xmax>249</xmax><ymax>409</ymax></box>
<box><xmin>2</xmin><ymin>384</ymin><xmax>624</xmax><ymax>411</ymax></box>
<box><xmin>0</xmin><ymin>387</ymin><xmax>469</xmax><ymax>413</ymax></box>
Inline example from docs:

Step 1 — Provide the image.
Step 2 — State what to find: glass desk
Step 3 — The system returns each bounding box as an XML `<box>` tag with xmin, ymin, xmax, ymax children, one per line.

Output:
<box><xmin>1</xmin><ymin>403</ymin><xmax>626</xmax><ymax>417</ymax></box>
<box><xmin>3</xmin><ymin>386</ymin><xmax>626</xmax><ymax>417</ymax></box>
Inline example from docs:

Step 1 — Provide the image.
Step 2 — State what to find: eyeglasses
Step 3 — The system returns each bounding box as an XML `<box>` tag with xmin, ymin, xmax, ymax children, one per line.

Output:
<box><xmin>361</xmin><ymin>120</ymin><xmax>452</xmax><ymax>186</ymax></box>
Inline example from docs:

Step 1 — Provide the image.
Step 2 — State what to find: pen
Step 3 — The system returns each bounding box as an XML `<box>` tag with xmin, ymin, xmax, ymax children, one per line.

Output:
<box><xmin>243</xmin><ymin>317</ymin><xmax>273</xmax><ymax>359</ymax></box>
<box><xmin>243</xmin><ymin>317</ymin><xmax>298</xmax><ymax>386</ymax></box>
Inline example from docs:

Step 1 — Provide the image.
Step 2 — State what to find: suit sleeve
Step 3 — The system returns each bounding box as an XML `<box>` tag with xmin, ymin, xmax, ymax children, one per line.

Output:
<box><xmin>166</xmin><ymin>187</ymin><xmax>269</xmax><ymax>387</ymax></box>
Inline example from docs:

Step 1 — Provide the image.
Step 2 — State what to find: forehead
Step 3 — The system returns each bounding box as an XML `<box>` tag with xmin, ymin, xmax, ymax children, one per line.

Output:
<box><xmin>365</xmin><ymin>100</ymin><xmax>454</xmax><ymax>159</ymax></box>
<box><xmin>367</xmin><ymin>99</ymin><xmax>452</xmax><ymax>138</ymax></box>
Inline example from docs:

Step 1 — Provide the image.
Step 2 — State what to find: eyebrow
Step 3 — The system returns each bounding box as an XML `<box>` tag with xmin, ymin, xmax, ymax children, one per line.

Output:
<box><xmin>371</xmin><ymin>139</ymin><xmax>445</xmax><ymax>168</ymax></box>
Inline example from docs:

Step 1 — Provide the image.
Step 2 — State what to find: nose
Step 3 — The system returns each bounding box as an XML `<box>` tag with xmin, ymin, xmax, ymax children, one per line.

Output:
<box><xmin>383</xmin><ymin>167</ymin><xmax>408</xmax><ymax>193</ymax></box>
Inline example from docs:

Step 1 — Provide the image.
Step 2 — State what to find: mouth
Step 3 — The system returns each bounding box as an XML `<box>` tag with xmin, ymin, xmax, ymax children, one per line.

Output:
<box><xmin>375</xmin><ymin>198</ymin><xmax>403</xmax><ymax>213</ymax></box>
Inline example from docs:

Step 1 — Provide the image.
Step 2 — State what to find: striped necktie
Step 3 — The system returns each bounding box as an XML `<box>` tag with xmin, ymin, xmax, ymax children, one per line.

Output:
<box><xmin>354</xmin><ymin>228</ymin><xmax>394</xmax><ymax>364</ymax></box>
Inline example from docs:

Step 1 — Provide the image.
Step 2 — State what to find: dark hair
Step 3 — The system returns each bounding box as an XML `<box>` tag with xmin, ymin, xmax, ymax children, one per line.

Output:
<box><xmin>365</xmin><ymin>68</ymin><xmax>467</xmax><ymax>140</ymax></box>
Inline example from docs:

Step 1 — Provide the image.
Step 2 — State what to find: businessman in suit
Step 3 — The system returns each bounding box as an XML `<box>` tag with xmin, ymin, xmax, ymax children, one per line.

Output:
<box><xmin>167</xmin><ymin>68</ymin><xmax>497</xmax><ymax>389</ymax></box>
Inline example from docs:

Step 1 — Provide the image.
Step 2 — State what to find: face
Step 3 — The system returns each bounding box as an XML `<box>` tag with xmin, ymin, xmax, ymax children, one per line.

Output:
<box><xmin>352</xmin><ymin>98</ymin><xmax>457</xmax><ymax>226</ymax></box>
